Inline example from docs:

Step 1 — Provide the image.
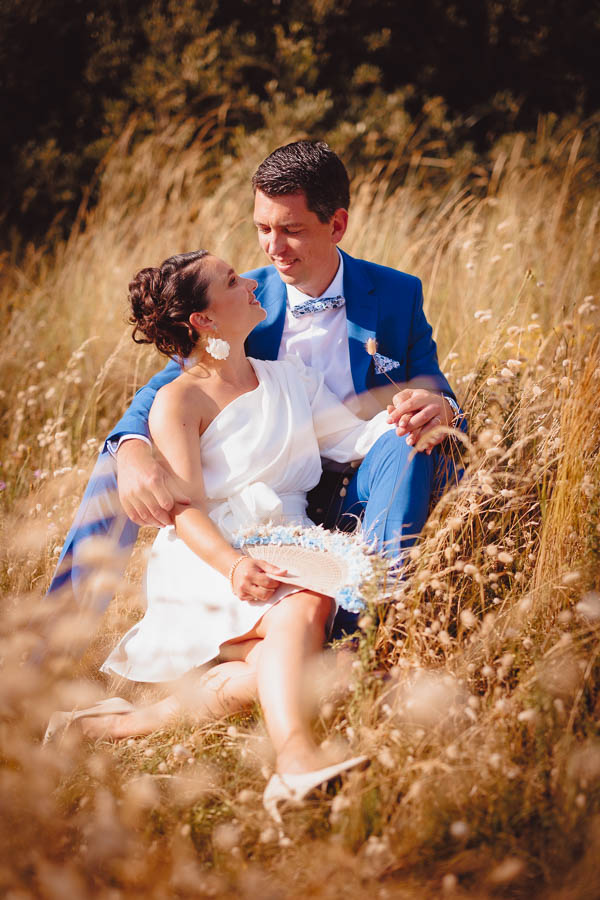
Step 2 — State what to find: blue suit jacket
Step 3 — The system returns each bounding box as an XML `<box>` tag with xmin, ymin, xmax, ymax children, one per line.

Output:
<box><xmin>107</xmin><ymin>249</ymin><xmax>457</xmax><ymax>446</ymax></box>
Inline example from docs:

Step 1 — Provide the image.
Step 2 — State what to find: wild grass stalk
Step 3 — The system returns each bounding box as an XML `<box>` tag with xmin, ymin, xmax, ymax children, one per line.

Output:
<box><xmin>0</xmin><ymin>115</ymin><xmax>599</xmax><ymax>897</ymax></box>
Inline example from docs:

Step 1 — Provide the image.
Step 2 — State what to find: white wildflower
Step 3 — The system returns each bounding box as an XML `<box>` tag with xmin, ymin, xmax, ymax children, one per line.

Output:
<box><xmin>449</xmin><ymin>820</ymin><xmax>469</xmax><ymax>840</ymax></box>
<box><xmin>489</xmin><ymin>857</ymin><xmax>525</xmax><ymax>885</ymax></box>
<box><xmin>575</xmin><ymin>592</ymin><xmax>600</xmax><ymax>622</ymax></box>
<box><xmin>497</xmin><ymin>551</ymin><xmax>514</xmax><ymax>565</ymax></box>
<box><xmin>442</xmin><ymin>873</ymin><xmax>458</xmax><ymax>893</ymax></box>
<box><xmin>460</xmin><ymin>609</ymin><xmax>477</xmax><ymax>628</ymax></box>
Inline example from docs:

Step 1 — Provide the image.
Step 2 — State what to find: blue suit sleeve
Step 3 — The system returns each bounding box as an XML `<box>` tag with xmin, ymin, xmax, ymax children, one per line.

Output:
<box><xmin>406</xmin><ymin>281</ymin><xmax>453</xmax><ymax>394</ymax></box>
<box><xmin>104</xmin><ymin>358</ymin><xmax>182</xmax><ymax>450</ymax></box>
<box><xmin>407</xmin><ymin>281</ymin><xmax>467</xmax><ymax>433</ymax></box>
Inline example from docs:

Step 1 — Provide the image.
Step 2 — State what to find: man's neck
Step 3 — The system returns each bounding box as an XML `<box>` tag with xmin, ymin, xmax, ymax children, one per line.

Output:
<box><xmin>290</xmin><ymin>250</ymin><xmax>342</xmax><ymax>299</ymax></box>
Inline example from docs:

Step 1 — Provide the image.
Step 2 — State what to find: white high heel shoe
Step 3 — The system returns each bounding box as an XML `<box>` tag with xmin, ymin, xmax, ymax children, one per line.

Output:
<box><xmin>263</xmin><ymin>755</ymin><xmax>369</xmax><ymax>825</ymax></box>
<box><xmin>43</xmin><ymin>697</ymin><xmax>135</xmax><ymax>745</ymax></box>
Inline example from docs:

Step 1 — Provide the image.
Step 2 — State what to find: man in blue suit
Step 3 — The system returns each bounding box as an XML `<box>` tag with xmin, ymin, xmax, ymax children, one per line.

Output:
<box><xmin>48</xmin><ymin>140</ymin><xmax>462</xmax><ymax>638</ymax></box>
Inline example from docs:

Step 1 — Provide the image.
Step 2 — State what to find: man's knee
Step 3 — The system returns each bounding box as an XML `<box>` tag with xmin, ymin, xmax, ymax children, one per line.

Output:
<box><xmin>372</xmin><ymin>429</ymin><xmax>433</xmax><ymax>467</ymax></box>
<box><xmin>360</xmin><ymin>430</ymin><xmax>435</xmax><ymax>496</ymax></box>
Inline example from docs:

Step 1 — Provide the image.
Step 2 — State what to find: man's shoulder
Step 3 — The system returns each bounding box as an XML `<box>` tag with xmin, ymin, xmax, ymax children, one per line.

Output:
<box><xmin>345</xmin><ymin>252</ymin><xmax>422</xmax><ymax>292</ymax></box>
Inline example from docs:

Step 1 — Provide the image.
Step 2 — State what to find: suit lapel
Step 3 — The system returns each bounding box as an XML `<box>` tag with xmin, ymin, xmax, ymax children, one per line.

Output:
<box><xmin>245</xmin><ymin>269</ymin><xmax>287</xmax><ymax>360</ymax></box>
<box><xmin>246</xmin><ymin>253</ymin><xmax>378</xmax><ymax>394</ymax></box>
<box><xmin>341</xmin><ymin>250</ymin><xmax>377</xmax><ymax>395</ymax></box>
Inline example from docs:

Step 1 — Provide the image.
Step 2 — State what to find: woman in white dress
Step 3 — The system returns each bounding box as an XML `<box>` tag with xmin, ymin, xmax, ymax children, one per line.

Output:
<box><xmin>57</xmin><ymin>250</ymin><xmax>394</xmax><ymax>811</ymax></box>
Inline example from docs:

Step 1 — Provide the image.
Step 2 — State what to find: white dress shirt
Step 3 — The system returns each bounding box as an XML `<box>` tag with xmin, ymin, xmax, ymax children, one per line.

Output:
<box><xmin>277</xmin><ymin>249</ymin><xmax>359</xmax><ymax>409</ymax></box>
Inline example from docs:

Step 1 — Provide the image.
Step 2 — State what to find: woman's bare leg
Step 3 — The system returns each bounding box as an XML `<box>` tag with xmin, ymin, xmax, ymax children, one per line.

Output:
<box><xmin>82</xmin><ymin>588</ymin><xmax>332</xmax><ymax>751</ymax></box>
<box><xmin>252</xmin><ymin>590</ymin><xmax>333</xmax><ymax>775</ymax></box>
<box><xmin>81</xmin><ymin>643</ymin><xmax>261</xmax><ymax>740</ymax></box>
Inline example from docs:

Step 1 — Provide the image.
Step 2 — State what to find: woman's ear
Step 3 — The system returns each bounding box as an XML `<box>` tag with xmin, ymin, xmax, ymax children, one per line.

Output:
<box><xmin>189</xmin><ymin>311</ymin><xmax>216</xmax><ymax>333</ymax></box>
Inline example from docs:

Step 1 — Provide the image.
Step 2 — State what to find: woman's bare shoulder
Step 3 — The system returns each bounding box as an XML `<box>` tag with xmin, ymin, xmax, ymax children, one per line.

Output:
<box><xmin>150</xmin><ymin>372</ymin><xmax>208</xmax><ymax>429</ymax></box>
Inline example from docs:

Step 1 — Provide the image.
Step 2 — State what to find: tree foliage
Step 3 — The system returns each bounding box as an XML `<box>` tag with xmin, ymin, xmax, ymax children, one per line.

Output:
<box><xmin>1</xmin><ymin>0</ymin><xmax>598</xmax><ymax>247</ymax></box>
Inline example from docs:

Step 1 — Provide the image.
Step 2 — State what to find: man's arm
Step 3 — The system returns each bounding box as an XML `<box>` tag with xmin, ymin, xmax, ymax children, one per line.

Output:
<box><xmin>404</xmin><ymin>280</ymin><xmax>457</xmax><ymax>398</ymax></box>
<box><xmin>107</xmin><ymin>358</ymin><xmax>190</xmax><ymax>527</ymax></box>
<box><xmin>104</xmin><ymin>357</ymin><xmax>182</xmax><ymax>448</ymax></box>
<box><xmin>387</xmin><ymin>279</ymin><xmax>465</xmax><ymax>451</ymax></box>
<box><xmin>115</xmin><ymin>439</ymin><xmax>190</xmax><ymax>527</ymax></box>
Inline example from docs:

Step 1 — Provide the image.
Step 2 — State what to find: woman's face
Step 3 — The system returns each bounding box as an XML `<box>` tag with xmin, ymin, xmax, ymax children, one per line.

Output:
<box><xmin>202</xmin><ymin>255</ymin><xmax>265</xmax><ymax>337</ymax></box>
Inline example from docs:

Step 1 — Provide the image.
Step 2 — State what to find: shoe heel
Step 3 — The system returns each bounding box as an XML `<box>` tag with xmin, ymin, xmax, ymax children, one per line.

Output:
<box><xmin>263</xmin><ymin>774</ymin><xmax>286</xmax><ymax>826</ymax></box>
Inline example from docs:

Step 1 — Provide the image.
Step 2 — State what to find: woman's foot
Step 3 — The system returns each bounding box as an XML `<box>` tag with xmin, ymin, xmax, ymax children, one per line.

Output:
<box><xmin>80</xmin><ymin>696</ymin><xmax>180</xmax><ymax>740</ymax></box>
<box><xmin>43</xmin><ymin>697</ymin><xmax>134</xmax><ymax>745</ymax></box>
<box><xmin>274</xmin><ymin>733</ymin><xmax>326</xmax><ymax>776</ymax></box>
<box><xmin>263</xmin><ymin>755</ymin><xmax>369</xmax><ymax>825</ymax></box>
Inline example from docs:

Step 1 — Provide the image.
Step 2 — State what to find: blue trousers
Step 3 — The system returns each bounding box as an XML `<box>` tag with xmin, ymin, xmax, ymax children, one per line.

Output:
<box><xmin>47</xmin><ymin>432</ymin><xmax>460</xmax><ymax>641</ymax></box>
<box><xmin>312</xmin><ymin>430</ymin><xmax>460</xmax><ymax>637</ymax></box>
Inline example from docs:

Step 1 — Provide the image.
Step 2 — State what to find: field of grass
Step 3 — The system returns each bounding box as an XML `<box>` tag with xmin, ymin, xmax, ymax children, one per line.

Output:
<box><xmin>1</xmin><ymin>116</ymin><xmax>599</xmax><ymax>898</ymax></box>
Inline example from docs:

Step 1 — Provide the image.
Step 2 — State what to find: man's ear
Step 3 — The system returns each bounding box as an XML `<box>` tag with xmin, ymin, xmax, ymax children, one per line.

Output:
<box><xmin>331</xmin><ymin>208</ymin><xmax>349</xmax><ymax>244</ymax></box>
<box><xmin>189</xmin><ymin>311</ymin><xmax>216</xmax><ymax>333</ymax></box>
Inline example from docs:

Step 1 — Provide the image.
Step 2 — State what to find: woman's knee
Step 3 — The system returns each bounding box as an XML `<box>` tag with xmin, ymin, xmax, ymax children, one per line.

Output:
<box><xmin>266</xmin><ymin>591</ymin><xmax>332</xmax><ymax>635</ymax></box>
<box><xmin>302</xmin><ymin>591</ymin><xmax>334</xmax><ymax>630</ymax></box>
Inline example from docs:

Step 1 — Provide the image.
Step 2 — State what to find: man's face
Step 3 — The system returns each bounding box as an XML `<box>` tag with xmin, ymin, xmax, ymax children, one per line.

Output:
<box><xmin>253</xmin><ymin>190</ymin><xmax>348</xmax><ymax>297</ymax></box>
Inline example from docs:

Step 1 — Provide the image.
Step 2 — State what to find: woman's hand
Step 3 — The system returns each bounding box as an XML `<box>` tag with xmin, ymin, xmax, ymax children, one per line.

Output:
<box><xmin>387</xmin><ymin>388</ymin><xmax>452</xmax><ymax>455</ymax></box>
<box><xmin>231</xmin><ymin>558</ymin><xmax>287</xmax><ymax>603</ymax></box>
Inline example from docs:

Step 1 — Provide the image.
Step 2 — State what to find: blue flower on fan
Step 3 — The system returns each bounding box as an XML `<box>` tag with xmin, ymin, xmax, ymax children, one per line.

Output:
<box><xmin>231</xmin><ymin>523</ymin><xmax>385</xmax><ymax>612</ymax></box>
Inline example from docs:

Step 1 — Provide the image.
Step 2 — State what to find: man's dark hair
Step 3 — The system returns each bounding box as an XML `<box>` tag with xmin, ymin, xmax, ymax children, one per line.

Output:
<box><xmin>252</xmin><ymin>140</ymin><xmax>350</xmax><ymax>223</ymax></box>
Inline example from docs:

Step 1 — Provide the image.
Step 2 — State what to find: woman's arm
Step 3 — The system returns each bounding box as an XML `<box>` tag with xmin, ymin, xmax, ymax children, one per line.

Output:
<box><xmin>149</xmin><ymin>385</ymin><xmax>283</xmax><ymax>602</ymax></box>
<box><xmin>285</xmin><ymin>357</ymin><xmax>394</xmax><ymax>462</ymax></box>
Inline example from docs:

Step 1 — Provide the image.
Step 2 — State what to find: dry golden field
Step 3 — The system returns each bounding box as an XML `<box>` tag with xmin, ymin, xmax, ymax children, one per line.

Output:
<box><xmin>1</xmin><ymin>116</ymin><xmax>599</xmax><ymax>898</ymax></box>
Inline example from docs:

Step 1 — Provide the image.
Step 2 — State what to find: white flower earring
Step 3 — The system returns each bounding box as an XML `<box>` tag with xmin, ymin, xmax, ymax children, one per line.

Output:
<box><xmin>206</xmin><ymin>336</ymin><xmax>230</xmax><ymax>360</ymax></box>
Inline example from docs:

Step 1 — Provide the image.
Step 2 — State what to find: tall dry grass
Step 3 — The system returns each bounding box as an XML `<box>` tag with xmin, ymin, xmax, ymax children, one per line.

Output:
<box><xmin>0</xmin><ymin>115</ymin><xmax>599</xmax><ymax>898</ymax></box>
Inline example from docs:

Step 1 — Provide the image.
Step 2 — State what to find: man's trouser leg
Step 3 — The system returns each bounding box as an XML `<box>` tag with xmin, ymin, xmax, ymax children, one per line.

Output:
<box><xmin>45</xmin><ymin>452</ymin><xmax>139</xmax><ymax>643</ymax></box>
<box><xmin>327</xmin><ymin>432</ymin><xmax>460</xmax><ymax>638</ymax></box>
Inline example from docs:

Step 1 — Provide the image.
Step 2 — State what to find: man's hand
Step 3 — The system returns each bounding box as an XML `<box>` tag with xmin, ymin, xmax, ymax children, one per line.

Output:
<box><xmin>116</xmin><ymin>439</ymin><xmax>190</xmax><ymax>527</ymax></box>
<box><xmin>387</xmin><ymin>388</ymin><xmax>452</xmax><ymax>455</ymax></box>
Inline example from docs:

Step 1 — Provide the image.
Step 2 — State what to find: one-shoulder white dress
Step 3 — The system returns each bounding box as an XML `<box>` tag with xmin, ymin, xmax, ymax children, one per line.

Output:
<box><xmin>101</xmin><ymin>357</ymin><xmax>393</xmax><ymax>683</ymax></box>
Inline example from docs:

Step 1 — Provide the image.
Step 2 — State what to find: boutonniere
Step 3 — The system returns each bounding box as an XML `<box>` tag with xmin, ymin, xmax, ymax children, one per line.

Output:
<box><xmin>365</xmin><ymin>339</ymin><xmax>402</xmax><ymax>385</ymax></box>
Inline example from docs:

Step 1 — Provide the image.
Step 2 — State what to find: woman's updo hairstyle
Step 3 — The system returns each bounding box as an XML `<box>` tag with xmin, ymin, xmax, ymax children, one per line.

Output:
<box><xmin>129</xmin><ymin>250</ymin><xmax>211</xmax><ymax>359</ymax></box>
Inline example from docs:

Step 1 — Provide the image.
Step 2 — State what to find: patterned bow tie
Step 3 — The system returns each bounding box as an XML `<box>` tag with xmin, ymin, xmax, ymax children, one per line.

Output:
<box><xmin>289</xmin><ymin>295</ymin><xmax>345</xmax><ymax>318</ymax></box>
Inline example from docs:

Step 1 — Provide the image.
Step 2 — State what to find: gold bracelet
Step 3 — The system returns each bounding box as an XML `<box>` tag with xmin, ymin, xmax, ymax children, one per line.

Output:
<box><xmin>228</xmin><ymin>555</ymin><xmax>246</xmax><ymax>592</ymax></box>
